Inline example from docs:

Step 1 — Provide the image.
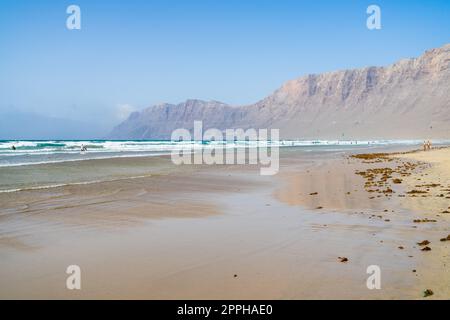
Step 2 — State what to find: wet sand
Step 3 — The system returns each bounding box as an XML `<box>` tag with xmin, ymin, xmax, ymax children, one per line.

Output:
<box><xmin>0</xmin><ymin>147</ymin><xmax>448</xmax><ymax>299</ymax></box>
<box><xmin>275</xmin><ymin>147</ymin><xmax>450</xmax><ymax>299</ymax></box>
<box><xmin>396</xmin><ymin>148</ymin><xmax>450</xmax><ymax>299</ymax></box>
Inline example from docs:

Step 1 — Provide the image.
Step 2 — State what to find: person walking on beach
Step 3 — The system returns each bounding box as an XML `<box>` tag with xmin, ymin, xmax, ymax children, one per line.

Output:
<box><xmin>423</xmin><ymin>141</ymin><xmax>427</xmax><ymax>151</ymax></box>
<box><xmin>427</xmin><ymin>140</ymin><xmax>432</xmax><ymax>151</ymax></box>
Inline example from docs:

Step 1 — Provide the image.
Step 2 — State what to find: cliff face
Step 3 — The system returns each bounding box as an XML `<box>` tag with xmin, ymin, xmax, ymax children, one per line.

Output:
<box><xmin>109</xmin><ymin>100</ymin><xmax>244</xmax><ymax>140</ymax></box>
<box><xmin>110</xmin><ymin>44</ymin><xmax>450</xmax><ymax>140</ymax></box>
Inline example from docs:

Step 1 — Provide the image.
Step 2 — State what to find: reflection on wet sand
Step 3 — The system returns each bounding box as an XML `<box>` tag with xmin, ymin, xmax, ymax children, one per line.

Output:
<box><xmin>0</xmin><ymin>147</ymin><xmax>449</xmax><ymax>299</ymax></box>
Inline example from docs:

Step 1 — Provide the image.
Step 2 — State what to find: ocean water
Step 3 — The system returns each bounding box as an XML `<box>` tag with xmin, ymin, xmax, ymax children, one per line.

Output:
<box><xmin>0</xmin><ymin>139</ymin><xmax>434</xmax><ymax>167</ymax></box>
<box><xmin>0</xmin><ymin>139</ymin><xmax>446</xmax><ymax>193</ymax></box>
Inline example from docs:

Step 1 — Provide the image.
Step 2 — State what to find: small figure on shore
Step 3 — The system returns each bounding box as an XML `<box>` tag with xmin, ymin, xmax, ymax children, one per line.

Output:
<box><xmin>423</xmin><ymin>140</ymin><xmax>432</xmax><ymax>151</ymax></box>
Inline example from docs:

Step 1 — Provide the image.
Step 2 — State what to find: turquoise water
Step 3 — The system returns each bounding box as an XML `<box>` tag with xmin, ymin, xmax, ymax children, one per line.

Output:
<box><xmin>0</xmin><ymin>139</ymin><xmax>447</xmax><ymax>193</ymax></box>
<box><xmin>0</xmin><ymin>139</ymin><xmax>435</xmax><ymax>167</ymax></box>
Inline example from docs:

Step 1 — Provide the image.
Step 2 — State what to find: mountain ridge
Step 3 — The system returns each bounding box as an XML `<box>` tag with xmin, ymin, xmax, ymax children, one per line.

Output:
<box><xmin>110</xmin><ymin>44</ymin><xmax>450</xmax><ymax>140</ymax></box>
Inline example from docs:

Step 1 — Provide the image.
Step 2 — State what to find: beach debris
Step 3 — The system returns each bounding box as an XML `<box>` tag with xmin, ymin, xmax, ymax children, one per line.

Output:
<box><xmin>421</xmin><ymin>246</ymin><xmax>432</xmax><ymax>252</ymax></box>
<box><xmin>398</xmin><ymin>246</ymin><xmax>404</xmax><ymax>250</ymax></box>
<box><xmin>423</xmin><ymin>289</ymin><xmax>434</xmax><ymax>297</ymax></box>
<box><xmin>416</xmin><ymin>183</ymin><xmax>440</xmax><ymax>188</ymax></box>
<box><xmin>350</xmin><ymin>153</ymin><xmax>390</xmax><ymax>161</ymax></box>
<box><xmin>352</xmin><ymin>157</ymin><xmax>424</xmax><ymax>198</ymax></box>
<box><xmin>413</xmin><ymin>218</ymin><xmax>437</xmax><ymax>223</ymax></box>
<box><xmin>338</xmin><ymin>257</ymin><xmax>348</xmax><ymax>263</ymax></box>
<box><xmin>233</xmin><ymin>274</ymin><xmax>238</xmax><ymax>278</ymax></box>
<box><xmin>439</xmin><ymin>235</ymin><xmax>450</xmax><ymax>242</ymax></box>
<box><xmin>417</xmin><ymin>240</ymin><xmax>430</xmax><ymax>246</ymax></box>
<box><xmin>309</xmin><ymin>192</ymin><xmax>318</xmax><ymax>195</ymax></box>
<box><xmin>407</xmin><ymin>190</ymin><xmax>428</xmax><ymax>194</ymax></box>
<box><xmin>316</xmin><ymin>206</ymin><xmax>323</xmax><ymax>209</ymax></box>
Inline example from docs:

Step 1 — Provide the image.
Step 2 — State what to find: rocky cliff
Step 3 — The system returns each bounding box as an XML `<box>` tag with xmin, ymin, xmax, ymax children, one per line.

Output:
<box><xmin>110</xmin><ymin>44</ymin><xmax>450</xmax><ymax>140</ymax></box>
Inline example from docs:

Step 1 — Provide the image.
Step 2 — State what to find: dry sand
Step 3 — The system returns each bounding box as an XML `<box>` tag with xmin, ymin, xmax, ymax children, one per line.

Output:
<box><xmin>396</xmin><ymin>148</ymin><xmax>450</xmax><ymax>299</ymax></box>
<box><xmin>0</xmin><ymin>147</ymin><xmax>448</xmax><ymax>299</ymax></box>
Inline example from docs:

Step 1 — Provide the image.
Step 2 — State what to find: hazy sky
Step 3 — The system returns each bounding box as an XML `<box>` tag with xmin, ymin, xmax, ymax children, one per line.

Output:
<box><xmin>0</xmin><ymin>0</ymin><xmax>449</xmax><ymax>137</ymax></box>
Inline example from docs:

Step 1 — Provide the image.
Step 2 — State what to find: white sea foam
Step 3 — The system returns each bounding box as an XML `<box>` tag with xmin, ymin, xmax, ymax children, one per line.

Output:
<box><xmin>0</xmin><ymin>151</ymin><xmax>172</xmax><ymax>167</ymax></box>
<box><xmin>0</xmin><ymin>173</ymin><xmax>154</xmax><ymax>194</ymax></box>
<box><xmin>0</xmin><ymin>139</ymin><xmax>444</xmax><ymax>168</ymax></box>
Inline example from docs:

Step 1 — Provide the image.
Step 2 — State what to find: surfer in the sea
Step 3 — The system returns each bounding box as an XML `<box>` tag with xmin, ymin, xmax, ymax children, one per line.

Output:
<box><xmin>11</xmin><ymin>145</ymin><xmax>16</xmax><ymax>151</ymax></box>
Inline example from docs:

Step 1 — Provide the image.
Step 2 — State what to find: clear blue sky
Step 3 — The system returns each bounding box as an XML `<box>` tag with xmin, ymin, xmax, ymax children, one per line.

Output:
<box><xmin>0</xmin><ymin>0</ymin><xmax>449</xmax><ymax>137</ymax></box>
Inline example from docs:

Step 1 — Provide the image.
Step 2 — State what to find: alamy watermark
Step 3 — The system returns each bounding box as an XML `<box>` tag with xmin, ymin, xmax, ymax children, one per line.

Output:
<box><xmin>64</xmin><ymin>4</ymin><xmax>381</xmax><ymax>31</ymax></box>
<box><xmin>171</xmin><ymin>121</ymin><xmax>279</xmax><ymax>176</ymax></box>
<box><xmin>66</xmin><ymin>5</ymin><xmax>81</xmax><ymax>30</ymax></box>
<box><xmin>66</xmin><ymin>264</ymin><xmax>81</xmax><ymax>290</ymax></box>
<box><xmin>367</xmin><ymin>5</ymin><xmax>381</xmax><ymax>30</ymax></box>
<box><xmin>366</xmin><ymin>265</ymin><xmax>381</xmax><ymax>290</ymax></box>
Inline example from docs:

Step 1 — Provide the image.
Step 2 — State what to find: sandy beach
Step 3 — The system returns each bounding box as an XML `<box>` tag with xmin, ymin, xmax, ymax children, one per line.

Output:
<box><xmin>0</xmin><ymin>146</ymin><xmax>449</xmax><ymax>299</ymax></box>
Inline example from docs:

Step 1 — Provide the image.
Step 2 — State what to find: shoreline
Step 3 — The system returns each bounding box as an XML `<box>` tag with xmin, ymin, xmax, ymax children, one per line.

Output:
<box><xmin>0</xmin><ymin>143</ymin><xmax>427</xmax><ymax>194</ymax></box>
<box><xmin>0</xmin><ymin>146</ymin><xmax>449</xmax><ymax>299</ymax></box>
